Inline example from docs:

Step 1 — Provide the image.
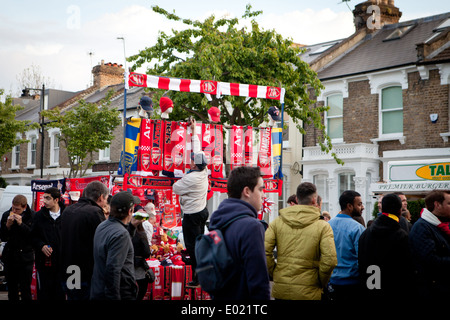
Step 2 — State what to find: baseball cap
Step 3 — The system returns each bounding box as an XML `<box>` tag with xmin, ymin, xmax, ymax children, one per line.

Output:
<box><xmin>159</xmin><ymin>97</ymin><xmax>174</xmax><ymax>113</ymax></box>
<box><xmin>208</xmin><ymin>106</ymin><xmax>220</xmax><ymax>122</ymax></box>
<box><xmin>191</xmin><ymin>151</ymin><xmax>208</xmax><ymax>170</ymax></box>
<box><xmin>268</xmin><ymin>106</ymin><xmax>281</xmax><ymax>121</ymax></box>
<box><xmin>111</xmin><ymin>191</ymin><xmax>141</xmax><ymax>213</ymax></box>
<box><xmin>139</xmin><ymin>96</ymin><xmax>153</xmax><ymax>111</ymax></box>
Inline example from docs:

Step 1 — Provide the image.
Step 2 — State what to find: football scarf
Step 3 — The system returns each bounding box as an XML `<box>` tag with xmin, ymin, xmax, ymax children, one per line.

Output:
<box><xmin>172</xmin><ymin>122</ymin><xmax>187</xmax><ymax>176</ymax></box>
<box><xmin>139</xmin><ymin>119</ymin><xmax>164</xmax><ymax>172</ymax></box>
<box><xmin>258</xmin><ymin>127</ymin><xmax>272</xmax><ymax>177</ymax></box>
<box><xmin>138</xmin><ymin>119</ymin><xmax>152</xmax><ymax>172</ymax></box>
<box><xmin>211</xmin><ymin>124</ymin><xmax>223</xmax><ymax>178</ymax></box>
<box><xmin>163</xmin><ymin>121</ymin><xmax>176</xmax><ymax>173</ymax></box>
<box><xmin>244</xmin><ymin>127</ymin><xmax>253</xmax><ymax>166</ymax></box>
<box><xmin>202</xmin><ymin>123</ymin><xmax>213</xmax><ymax>171</ymax></box>
<box><xmin>150</xmin><ymin>120</ymin><xmax>164</xmax><ymax>170</ymax></box>
<box><xmin>272</xmin><ymin>127</ymin><xmax>283</xmax><ymax>179</ymax></box>
<box><xmin>118</xmin><ymin>117</ymin><xmax>142</xmax><ymax>175</ymax></box>
<box><xmin>230</xmin><ymin>125</ymin><xmax>244</xmax><ymax>169</ymax></box>
<box><xmin>170</xmin><ymin>266</ymin><xmax>185</xmax><ymax>300</ymax></box>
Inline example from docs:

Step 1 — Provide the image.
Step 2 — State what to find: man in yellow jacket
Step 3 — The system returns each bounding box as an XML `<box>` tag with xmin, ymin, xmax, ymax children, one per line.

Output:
<box><xmin>265</xmin><ymin>182</ymin><xmax>337</xmax><ymax>300</ymax></box>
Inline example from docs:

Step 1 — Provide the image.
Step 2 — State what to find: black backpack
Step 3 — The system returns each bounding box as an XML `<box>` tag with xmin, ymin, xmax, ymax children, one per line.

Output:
<box><xmin>194</xmin><ymin>215</ymin><xmax>248</xmax><ymax>294</ymax></box>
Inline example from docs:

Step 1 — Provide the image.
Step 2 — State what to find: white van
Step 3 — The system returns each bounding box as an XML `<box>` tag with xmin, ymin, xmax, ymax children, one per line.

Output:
<box><xmin>0</xmin><ymin>185</ymin><xmax>33</xmax><ymax>214</ymax></box>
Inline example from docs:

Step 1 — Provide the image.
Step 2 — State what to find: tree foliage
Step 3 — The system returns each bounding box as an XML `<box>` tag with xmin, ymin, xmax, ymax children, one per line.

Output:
<box><xmin>129</xmin><ymin>4</ymin><xmax>340</xmax><ymax>163</ymax></box>
<box><xmin>42</xmin><ymin>90</ymin><xmax>121</xmax><ymax>178</ymax></box>
<box><xmin>0</xmin><ymin>89</ymin><xmax>39</xmax><ymax>160</ymax></box>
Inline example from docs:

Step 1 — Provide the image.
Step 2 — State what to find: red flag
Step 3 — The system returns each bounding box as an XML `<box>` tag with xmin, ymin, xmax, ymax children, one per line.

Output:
<box><xmin>258</xmin><ymin>127</ymin><xmax>272</xmax><ymax>177</ymax></box>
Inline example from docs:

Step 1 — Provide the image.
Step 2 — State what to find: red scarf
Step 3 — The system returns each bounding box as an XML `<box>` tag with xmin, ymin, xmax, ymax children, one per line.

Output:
<box><xmin>438</xmin><ymin>222</ymin><xmax>450</xmax><ymax>237</ymax></box>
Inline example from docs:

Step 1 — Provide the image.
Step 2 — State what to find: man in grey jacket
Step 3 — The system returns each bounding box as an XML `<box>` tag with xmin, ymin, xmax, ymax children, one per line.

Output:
<box><xmin>172</xmin><ymin>119</ymin><xmax>209</xmax><ymax>285</ymax></box>
<box><xmin>90</xmin><ymin>191</ymin><xmax>141</xmax><ymax>300</ymax></box>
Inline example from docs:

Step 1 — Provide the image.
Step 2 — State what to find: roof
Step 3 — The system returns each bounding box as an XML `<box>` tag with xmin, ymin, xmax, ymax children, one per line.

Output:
<box><xmin>300</xmin><ymin>12</ymin><xmax>450</xmax><ymax>81</ymax></box>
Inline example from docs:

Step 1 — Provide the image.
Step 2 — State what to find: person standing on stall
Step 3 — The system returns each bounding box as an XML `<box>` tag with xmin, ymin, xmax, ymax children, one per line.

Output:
<box><xmin>31</xmin><ymin>187</ymin><xmax>65</xmax><ymax>300</ymax></box>
<box><xmin>172</xmin><ymin>118</ymin><xmax>209</xmax><ymax>286</ymax></box>
<box><xmin>0</xmin><ymin>195</ymin><xmax>35</xmax><ymax>300</ymax></box>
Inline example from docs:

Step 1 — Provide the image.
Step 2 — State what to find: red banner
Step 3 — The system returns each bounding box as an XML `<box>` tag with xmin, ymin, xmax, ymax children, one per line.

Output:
<box><xmin>65</xmin><ymin>175</ymin><xmax>111</xmax><ymax>192</ymax></box>
<box><xmin>209</xmin><ymin>178</ymin><xmax>283</xmax><ymax>196</ymax></box>
<box><xmin>230</xmin><ymin>125</ymin><xmax>244</xmax><ymax>169</ymax></box>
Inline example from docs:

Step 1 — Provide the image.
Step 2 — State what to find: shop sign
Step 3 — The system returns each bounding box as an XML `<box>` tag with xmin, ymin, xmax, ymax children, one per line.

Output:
<box><xmin>388</xmin><ymin>159</ymin><xmax>450</xmax><ymax>182</ymax></box>
<box><xmin>416</xmin><ymin>162</ymin><xmax>450</xmax><ymax>181</ymax></box>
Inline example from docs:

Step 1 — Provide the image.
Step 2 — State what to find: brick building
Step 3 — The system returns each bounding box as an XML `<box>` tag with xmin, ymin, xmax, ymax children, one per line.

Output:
<box><xmin>1</xmin><ymin>60</ymin><xmax>149</xmax><ymax>185</ymax></box>
<box><xmin>298</xmin><ymin>0</ymin><xmax>450</xmax><ymax>223</ymax></box>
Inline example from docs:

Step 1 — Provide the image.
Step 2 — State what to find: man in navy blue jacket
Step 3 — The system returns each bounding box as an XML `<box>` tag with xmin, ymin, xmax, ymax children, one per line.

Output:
<box><xmin>208</xmin><ymin>166</ymin><xmax>270</xmax><ymax>300</ymax></box>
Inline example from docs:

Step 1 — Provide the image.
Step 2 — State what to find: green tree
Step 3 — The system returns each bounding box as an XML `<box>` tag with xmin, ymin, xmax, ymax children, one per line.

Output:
<box><xmin>129</xmin><ymin>4</ymin><xmax>340</xmax><ymax>163</ymax></box>
<box><xmin>0</xmin><ymin>89</ymin><xmax>39</xmax><ymax>160</ymax></box>
<box><xmin>42</xmin><ymin>90</ymin><xmax>121</xmax><ymax>178</ymax></box>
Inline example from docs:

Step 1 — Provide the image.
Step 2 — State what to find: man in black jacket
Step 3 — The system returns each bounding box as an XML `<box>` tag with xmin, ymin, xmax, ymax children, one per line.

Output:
<box><xmin>0</xmin><ymin>195</ymin><xmax>35</xmax><ymax>300</ymax></box>
<box><xmin>358</xmin><ymin>193</ymin><xmax>413</xmax><ymax>299</ymax></box>
<box><xmin>60</xmin><ymin>180</ymin><xmax>109</xmax><ymax>300</ymax></box>
<box><xmin>409</xmin><ymin>189</ymin><xmax>450</xmax><ymax>299</ymax></box>
<box><xmin>31</xmin><ymin>187</ymin><xmax>65</xmax><ymax>300</ymax></box>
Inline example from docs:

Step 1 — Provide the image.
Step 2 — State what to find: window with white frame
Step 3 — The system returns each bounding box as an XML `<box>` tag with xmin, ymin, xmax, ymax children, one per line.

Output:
<box><xmin>313</xmin><ymin>174</ymin><xmax>329</xmax><ymax>212</ymax></box>
<box><xmin>326</xmin><ymin>94</ymin><xmax>344</xmax><ymax>142</ymax></box>
<box><xmin>12</xmin><ymin>144</ymin><xmax>20</xmax><ymax>169</ymax></box>
<box><xmin>338</xmin><ymin>172</ymin><xmax>355</xmax><ymax>196</ymax></box>
<box><xmin>30</xmin><ymin>136</ymin><xmax>37</xmax><ymax>167</ymax></box>
<box><xmin>26</xmin><ymin>130</ymin><xmax>38</xmax><ymax>168</ymax></box>
<box><xmin>381</xmin><ymin>86</ymin><xmax>403</xmax><ymax>136</ymax></box>
<box><xmin>99</xmin><ymin>144</ymin><xmax>111</xmax><ymax>162</ymax></box>
<box><xmin>48</xmin><ymin>128</ymin><xmax>61</xmax><ymax>166</ymax></box>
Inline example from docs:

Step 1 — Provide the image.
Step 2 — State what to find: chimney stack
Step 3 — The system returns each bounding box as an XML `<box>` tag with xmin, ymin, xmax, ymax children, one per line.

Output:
<box><xmin>92</xmin><ymin>60</ymin><xmax>124</xmax><ymax>89</ymax></box>
<box><xmin>353</xmin><ymin>0</ymin><xmax>402</xmax><ymax>33</ymax></box>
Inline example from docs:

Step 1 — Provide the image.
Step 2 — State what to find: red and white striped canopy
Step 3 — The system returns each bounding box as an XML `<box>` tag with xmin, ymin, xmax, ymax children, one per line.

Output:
<box><xmin>126</xmin><ymin>72</ymin><xmax>285</xmax><ymax>103</ymax></box>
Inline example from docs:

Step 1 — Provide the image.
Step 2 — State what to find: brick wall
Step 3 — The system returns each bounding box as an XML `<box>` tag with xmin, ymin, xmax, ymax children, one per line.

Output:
<box><xmin>305</xmin><ymin>69</ymin><xmax>450</xmax><ymax>152</ymax></box>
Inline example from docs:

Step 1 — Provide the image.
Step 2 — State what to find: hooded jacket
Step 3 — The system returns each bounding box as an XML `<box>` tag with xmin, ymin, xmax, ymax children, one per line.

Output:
<box><xmin>358</xmin><ymin>214</ymin><xmax>413</xmax><ymax>299</ymax></box>
<box><xmin>265</xmin><ymin>205</ymin><xmax>337</xmax><ymax>300</ymax></box>
<box><xmin>208</xmin><ymin>198</ymin><xmax>270</xmax><ymax>300</ymax></box>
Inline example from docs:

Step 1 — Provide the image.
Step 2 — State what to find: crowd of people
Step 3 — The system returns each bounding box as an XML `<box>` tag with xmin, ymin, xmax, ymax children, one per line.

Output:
<box><xmin>1</xmin><ymin>162</ymin><xmax>450</xmax><ymax>301</ymax></box>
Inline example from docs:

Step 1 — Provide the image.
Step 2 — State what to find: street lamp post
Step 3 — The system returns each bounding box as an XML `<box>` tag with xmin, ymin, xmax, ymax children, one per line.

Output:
<box><xmin>21</xmin><ymin>85</ymin><xmax>45</xmax><ymax>178</ymax></box>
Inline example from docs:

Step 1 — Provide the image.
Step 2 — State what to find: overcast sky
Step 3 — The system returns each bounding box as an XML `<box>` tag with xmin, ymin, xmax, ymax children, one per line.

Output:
<box><xmin>1</xmin><ymin>0</ymin><xmax>449</xmax><ymax>96</ymax></box>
